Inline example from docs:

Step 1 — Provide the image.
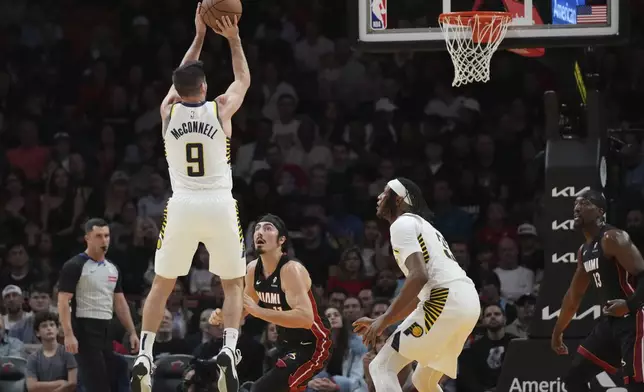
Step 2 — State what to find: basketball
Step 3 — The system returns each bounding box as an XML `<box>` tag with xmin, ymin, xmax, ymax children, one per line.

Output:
<box><xmin>200</xmin><ymin>0</ymin><xmax>242</xmax><ymax>29</ymax></box>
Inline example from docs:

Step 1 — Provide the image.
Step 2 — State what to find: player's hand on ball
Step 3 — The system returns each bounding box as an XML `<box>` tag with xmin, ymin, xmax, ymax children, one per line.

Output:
<box><xmin>243</xmin><ymin>294</ymin><xmax>259</xmax><ymax>316</ymax></box>
<box><xmin>213</xmin><ymin>15</ymin><xmax>239</xmax><ymax>39</ymax></box>
<box><xmin>352</xmin><ymin>317</ymin><xmax>374</xmax><ymax>336</ymax></box>
<box><xmin>550</xmin><ymin>332</ymin><xmax>568</xmax><ymax>355</ymax></box>
<box><xmin>194</xmin><ymin>2</ymin><xmax>207</xmax><ymax>36</ymax></box>
<box><xmin>209</xmin><ymin>308</ymin><xmax>223</xmax><ymax>325</ymax></box>
<box><xmin>603</xmin><ymin>299</ymin><xmax>629</xmax><ymax>317</ymax></box>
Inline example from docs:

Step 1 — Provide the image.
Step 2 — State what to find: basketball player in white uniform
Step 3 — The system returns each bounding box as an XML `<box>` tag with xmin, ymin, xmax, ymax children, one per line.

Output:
<box><xmin>131</xmin><ymin>8</ymin><xmax>250</xmax><ymax>392</ymax></box>
<box><xmin>353</xmin><ymin>177</ymin><xmax>481</xmax><ymax>392</ymax></box>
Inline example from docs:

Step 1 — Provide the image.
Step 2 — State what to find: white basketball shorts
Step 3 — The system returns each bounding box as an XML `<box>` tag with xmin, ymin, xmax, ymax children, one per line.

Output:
<box><xmin>391</xmin><ymin>280</ymin><xmax>480</xmax><ymax>378</ymax></box>
<box><xmin>154</xmin><ymin>190</ymin><xmax>246</xmax><ymax>280</ymax></box>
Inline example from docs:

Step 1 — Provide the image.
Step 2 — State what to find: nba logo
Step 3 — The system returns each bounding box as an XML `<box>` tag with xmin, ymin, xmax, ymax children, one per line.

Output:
<box><xmin>370</xmin><ymin>0</ymin><xmax>387</xmax><ymax>30</ymax></box>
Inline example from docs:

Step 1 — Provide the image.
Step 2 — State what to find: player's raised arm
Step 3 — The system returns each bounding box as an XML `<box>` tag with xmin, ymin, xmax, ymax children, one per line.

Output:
<box><xmin>212</xmin><ymin>16</ymin><xmax>250</xmax><ymax>132</ymax></box>
<box><xmin>160</xmin><ymin>3</ymin><xmax>207</xmax><ymax>120</ymax></box>
<box><xmin>244</xmin><ymin>261</ymin><xmax>314</xmax><ymax>329</ymax></box>
<box><xmin>551</xmin><ymin>246</ymin><xmax>590</xmax><ymax>354</ymax></box>
<box><xmin>602</xmin><ymin>229</ymin><xmax>644</xmax><ymax>316</ymax></box>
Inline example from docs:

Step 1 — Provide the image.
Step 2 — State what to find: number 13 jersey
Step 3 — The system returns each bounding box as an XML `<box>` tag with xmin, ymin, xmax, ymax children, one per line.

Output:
<box><xmin>390</xmin><ymin>213</ymin><xmax>473</xmax><ymax>300</ymax></box>
<box><xmin>164</xmin><ymin>101</ymin><xmax>231</xmax><ymax>192</ymax></box>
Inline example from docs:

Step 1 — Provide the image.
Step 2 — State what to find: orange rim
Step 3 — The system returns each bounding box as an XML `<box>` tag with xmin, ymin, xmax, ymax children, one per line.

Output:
<box><xmin>439</xmin><ymin>11</ymin><xmax>512</xmax><ymax>44</ymax></box>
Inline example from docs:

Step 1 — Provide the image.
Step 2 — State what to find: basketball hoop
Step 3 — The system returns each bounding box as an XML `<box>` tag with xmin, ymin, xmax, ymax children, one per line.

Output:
<box><xmin>439</xmin><ymin>11</ymin><xmax>513</xmax><ymax>87</ymax></box>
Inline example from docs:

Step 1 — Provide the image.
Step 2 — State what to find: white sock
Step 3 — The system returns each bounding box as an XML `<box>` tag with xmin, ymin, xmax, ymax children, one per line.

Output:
<box><xmin>223</xmin><ymin>328</ymin><xmax>239</xmax><ymax>351</ymax></box>
<box><xmin>139</xmin><ymin>331</ymin><xmax>156</xmax><ymax>358</ymax></box>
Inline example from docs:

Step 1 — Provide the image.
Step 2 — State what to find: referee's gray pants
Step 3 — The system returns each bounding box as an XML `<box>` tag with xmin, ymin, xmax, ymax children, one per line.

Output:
<box><xmin>74</xmin><ymin>317</ymin><xmax>117</xmax><ymax>392</ymax></box>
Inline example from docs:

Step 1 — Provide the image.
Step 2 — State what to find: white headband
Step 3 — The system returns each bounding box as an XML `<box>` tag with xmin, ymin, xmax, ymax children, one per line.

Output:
<box><xmin>387</xmin><ymin>179</ymin><xmax>413</xmax><ymax>206</ymax></box>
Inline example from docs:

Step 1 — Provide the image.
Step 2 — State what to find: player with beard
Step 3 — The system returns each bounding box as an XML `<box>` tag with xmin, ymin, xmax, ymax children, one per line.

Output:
<box><xmin>353</xmin><ymin>178</ymin><xmax>480</xmax><ymax>392</ymax></box>
<box><xmin>552</xmin><ymin>190</ymin><xmax>644</xmax><ymax>391</ymax></box>
<box><xmin>208</xmin><ymin>214</ymin><xmax>332</xmax><ymax>392</ymax></box>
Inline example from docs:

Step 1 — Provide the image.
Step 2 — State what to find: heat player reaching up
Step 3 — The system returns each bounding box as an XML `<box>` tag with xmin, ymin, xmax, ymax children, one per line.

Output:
<box><xmin>131</xmin><ymin>7</ymin><xmax>250</xmax><ymax>392</ymax></box>
<box><xmin>353</xmin><ymin>178</ymin><xmax>481</xmax><ymax>392</ymax></box>
<box><xmin>551</xmin><ymin>190</ymin><xmax>644</xmax><ymax>392</ymax></box>
<box><xmin>209</xmin><ymin>214</ymin><xmax>332</xmax><ymax>392</ymax></box>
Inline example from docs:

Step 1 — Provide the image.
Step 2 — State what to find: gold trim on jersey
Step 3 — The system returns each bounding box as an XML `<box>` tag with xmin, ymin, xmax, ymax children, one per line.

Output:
<box><xmin>417</xmin><ymin>234</ymin><xmax>430</xmax><ymax>263</ymax></box>
<box><xmin>157</xmin><ymin>205</ymin><xmax>169</xmax><ymax>250</ymax></box>
<box><xmin>226</xmin><ymin>137</ymin><xmax>231</xmax><ymax>166</ymax></box>
<box><xmin>235</xmin><ymin>201</ymin><xmax>245</xmax><ymax>256</ymax></box>
<box><xmin>423</xmin><ymin>288</ymin><xmax>449</xmax><ymax>332</ymax></box>
<box><xmin>170</xmin><ymin>103</ymin><xmax>177</xmax><ymax>118</ymax></box>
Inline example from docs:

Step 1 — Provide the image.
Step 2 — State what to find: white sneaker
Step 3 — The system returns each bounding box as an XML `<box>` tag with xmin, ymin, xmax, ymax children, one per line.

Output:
<box><xmin>215</xmin><ymin>347</ymin><xmax>242</xmax><ymax>392</ymax></box>
<box><xmin>131</xmin><ymin>354</ymin><xmax>153</xmax><ymax>392</ymax></box>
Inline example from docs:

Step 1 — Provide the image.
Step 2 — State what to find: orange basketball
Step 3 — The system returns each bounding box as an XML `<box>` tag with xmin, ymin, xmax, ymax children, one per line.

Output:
<box><xmin>200</xmin><ymin>0</ymin><xmax>242</xmax><ymax>30</ymax></box>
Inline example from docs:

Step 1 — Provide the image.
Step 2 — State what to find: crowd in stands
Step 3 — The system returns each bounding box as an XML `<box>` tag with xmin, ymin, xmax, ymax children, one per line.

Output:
<box><xmin>1</xmin><ymin>0</ymin><xmax>644</xmax><ymax>391</ymax></box>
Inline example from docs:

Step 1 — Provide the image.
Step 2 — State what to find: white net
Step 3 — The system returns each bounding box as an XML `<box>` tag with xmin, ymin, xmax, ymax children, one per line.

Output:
<box><xmin>439</xmin><ymin>13</ymin><xmax>513</xmax><ymax>87</ymax></box>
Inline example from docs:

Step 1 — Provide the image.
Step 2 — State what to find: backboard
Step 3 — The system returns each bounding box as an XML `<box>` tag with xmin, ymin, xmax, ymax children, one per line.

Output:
<box><xmin>350</xmin><ymin>0</ymin><xmax>629</xmax><ymax>52</ymax></box>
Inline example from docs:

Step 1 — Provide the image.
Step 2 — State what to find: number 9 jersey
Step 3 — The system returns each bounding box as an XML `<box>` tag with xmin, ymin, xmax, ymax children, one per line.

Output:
<box><xmin>154</xmin><ymin>100</ymin><xmax>245</xmax><ymax>281</ymax></box>
<box><xmin>164</xmin><ymin>101</ymin><xmax>231</xmax><ymax>192</ymax></box>
<box><xmin>390</xmin><ymin>213</ymin><xmax>473</xmax><ymax>300</ymax></box>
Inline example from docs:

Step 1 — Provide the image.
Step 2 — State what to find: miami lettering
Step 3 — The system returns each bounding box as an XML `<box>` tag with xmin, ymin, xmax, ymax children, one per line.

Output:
<box><xmin>257</xmin><ymin>291</ymin><xmax>281</xmax><ymax>305</ymax></box>
<box><xmin>583</xmin><ymin>257</ymin><xmax>599</xmax><ymax>272</ymax></box>
<box><xmin>170</xmin><ymin>121</ymin><xmax>218</xmax><ymax>140</ymax></box>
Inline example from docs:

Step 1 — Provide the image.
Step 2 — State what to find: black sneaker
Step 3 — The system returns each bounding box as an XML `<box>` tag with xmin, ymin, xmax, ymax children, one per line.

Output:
<box><xmin>130</xmin><ymin>355</ymin><xmax>153</xmax><ymax>392</ymax></box>
<box><xmin>214</xmin><ymin>347</ymin><xmax>241</xmax><ymax>392</ymax></box>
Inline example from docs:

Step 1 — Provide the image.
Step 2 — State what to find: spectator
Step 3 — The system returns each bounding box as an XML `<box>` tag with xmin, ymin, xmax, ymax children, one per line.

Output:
<box><xmin>41</xmin><ymin>166</ymin><xmax>83</xmax><ymax>242</ymax></box>
<box><xmin>0</xmin><ymin>243</ymin><xmax>41</xmax><ymax>292</ymax></box>
<box><xmin>26</xmin><ymin>311</ymin><xmax>77</xmax><ymax>392</ymax></box>
<box><xmin>371</xmin><ymin>269</ymin><xmax>397</xmax><ymax>299</ymax></box>
<box><xmin>2</xmin><ymin>284</ymin><xmax>31</xmax><ymax>331</ymax></box>
<box><xmin>328</xmin><ymin>288</ymin><xmax>348</xmax><ymax>311</ymax></box>
<box><xmin>307</xmin><ymin>307</ymin><xmax>366</xmax><ymax>392</ymax></box>
<box><xmin>493</xmin><ymin>237</ymin><xmax>534</xmax><ymax>302</ymax></box>
<box><xmin>450</xmin><ymin>241</ymin><xmax>481</xmax><ymax>288</ymax></box>
<box><xmin>188</xmin><ymin>244</ymin><xmax>214</xmax><ymax>295</ymax></box>
<box><xmin>516</xmin><ymin>223</ymin><xmax>544</xmax><ymax>277</ymax></box>
<box><xmin>432</xmin><ymin>179</ymin><xmax>473</xmax><ymax>242</ymax></box>
<box><xmin>0</xmin><ymin>314</ymin><xmax>24</xmax><ymax>357</ymax></box>
<box><xmin>137</xmin><ymin>172</ymin><xmax>170</xmax><ymax>225</ymax></box>
<box><xmin>153</xmin><ymin>309</ymin><xmax>191</xmax><ymax>357</ymax></box>
<box><xmin>357</xmin><ymin>289</ymin><xmax>374</xmax><ymax>315</ymax></box>
<box><xmin>476</xmin><ymin>201</ymin><xmax>516</xmax><ymax>248</ymax></box>
<box><xmin>10</xmin><ymin>282</ymin><xmax>53</xmax><ymax>355</ymax></box>
<box><xmin>293</xmin><ymin>217</ymin><xmax>340</xmax><ymax>286</ymax></box>
<box><xmin>5</xmin><ymin>119</ymin><xmax>50</xmax><ymax>182</ymax></box>
<box><xmin>342</xmin><ymin>297</ymin><xmax>364</xmax><ymax>325</ymax></box>
<box><xmin>369</xmin><ymin>299</ymin><xmax>390</xmax><ymax>319</ymax></box>
<box><xmin>357</xmin><ymin>220</ymin><xmax>389</xmax><ymax>277</ymax></box>
<box><xmin>167</xmin><ymin>281</ymin><xmax>192</xmax><ymax>339</ymax></box>
<box><xmin>458</xmin><ymin>304</ymin><xmax>517</xmax><ymax>392</ymax></box>
<box><xmin>327</xmin><ymin>247</ymin><xmax>372</xmax><ymax>297</ymax></box>
<box><xmin>505</xmin><ymin>294</ymin><xmax>536</xmax><ymax>339</ymax></box>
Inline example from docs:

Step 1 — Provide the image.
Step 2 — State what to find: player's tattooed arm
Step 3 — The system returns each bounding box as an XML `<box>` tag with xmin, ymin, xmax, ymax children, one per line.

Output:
<box><xmin>552</xmin><ymin>246</ymin><xmax>590</xmax><ymax>341</ymax></box>
<box><xmin>245</xmin><ymin>261</ymin><xmax>314</xmax><ymax>329</ymax></box>
<box><xmin>602</xmin><ymin>229</ymin><xmax>644</xmax><ymax>313</ymax></box>
<box><xmin>214</xmin><ymin>16</ymin><xmax>250</xmax><ymax>129</ymax></box>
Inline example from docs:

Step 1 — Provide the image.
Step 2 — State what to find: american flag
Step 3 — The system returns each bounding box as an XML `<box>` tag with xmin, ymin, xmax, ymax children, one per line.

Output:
<box><xmin>576</xmin><ymin>5</ymin><xmax>608</xmax><ymax>24</ymax></box>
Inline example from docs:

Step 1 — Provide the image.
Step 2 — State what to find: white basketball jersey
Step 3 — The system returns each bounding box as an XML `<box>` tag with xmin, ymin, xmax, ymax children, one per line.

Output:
<box><xmin>164</xmin><ymin>101</ymin><xmax>231</xmax><ymax>192</ymax></box>
<box><xmin>390</xmin><ymin>213</ymin><xmax>471</xmax><ymax>299</ymax></box>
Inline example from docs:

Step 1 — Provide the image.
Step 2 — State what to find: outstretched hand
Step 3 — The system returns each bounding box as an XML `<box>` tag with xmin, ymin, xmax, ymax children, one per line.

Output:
<box><xmin>195</xmin><ymin>2</ymin><xmax>207</xmax><ymax>36</ymax></box>
<box><xmin>213</xmin><ymin>15</ymin><xmax>240</xmax><ymax>40</ymax></box>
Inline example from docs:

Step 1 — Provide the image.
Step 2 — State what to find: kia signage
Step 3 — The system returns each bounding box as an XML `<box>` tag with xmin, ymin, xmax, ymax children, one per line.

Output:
<box><xmin>551</xmin><ymin>253</ymin><xmax>577</xmax><ymax>264</ymax></box>
<box><xmin>530</xmin><ymin>137</ymin><xmax>604</xmax><ymax>339</ymax></box>
<box><xmin>498</xmin><ymin>339</ymin><xmax>625</xmax><ymax>392</ymax></box>
<box><xmin>541</xmin><ymin>305</ymin><xmax>602</xmax><ymax>321</ymax></box>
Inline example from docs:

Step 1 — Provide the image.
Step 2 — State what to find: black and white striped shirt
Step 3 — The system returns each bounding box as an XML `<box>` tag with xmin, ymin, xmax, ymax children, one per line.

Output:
<box><xmin>58</xmin><ymin>253</ymin><xmax>123</xmax><ymax>320</ymax></box>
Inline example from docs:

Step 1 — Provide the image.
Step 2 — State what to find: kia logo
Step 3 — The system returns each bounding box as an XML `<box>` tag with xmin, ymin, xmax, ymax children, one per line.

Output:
<box><xmin>551</xmin><ymin>186</ymin><xmax>591</xmax><ymax>198</ymax></box>
<box><xmin>551</xmin><ymin>220</ymin><xmax>575</xmax><ymax>231</ymax></box>
<box><xmin>551</xmin><ymin>253</ymin><xmax>577</xmax><ymax>263</ymax></box>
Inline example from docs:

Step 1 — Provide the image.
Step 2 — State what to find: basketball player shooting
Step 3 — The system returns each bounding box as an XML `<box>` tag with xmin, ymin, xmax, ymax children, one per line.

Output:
<box><xmin>551</xmin><ymin>190</ymin><xmax>644</xmax><ymax>392</ymax></box>
<box><xmin>353</xmin><ymin>178</ymin><xmax>480</xmax><ymax>392</ymax></box>
<box><xmin>209</xmin><ymin>214</ymin><xmax>332</xmax><ymax>392</ymax></box>
<box><xmin>131</xmin><ymin>5</ymin><xmax>250</xmax><ymax>392</ymax></box>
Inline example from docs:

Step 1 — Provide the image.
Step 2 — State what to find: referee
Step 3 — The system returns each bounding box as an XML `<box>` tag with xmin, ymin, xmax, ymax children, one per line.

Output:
<box><xmin>58</xmin><ymin>218</ymin><xmax>139</xmax><ymax>392</ymax></box>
